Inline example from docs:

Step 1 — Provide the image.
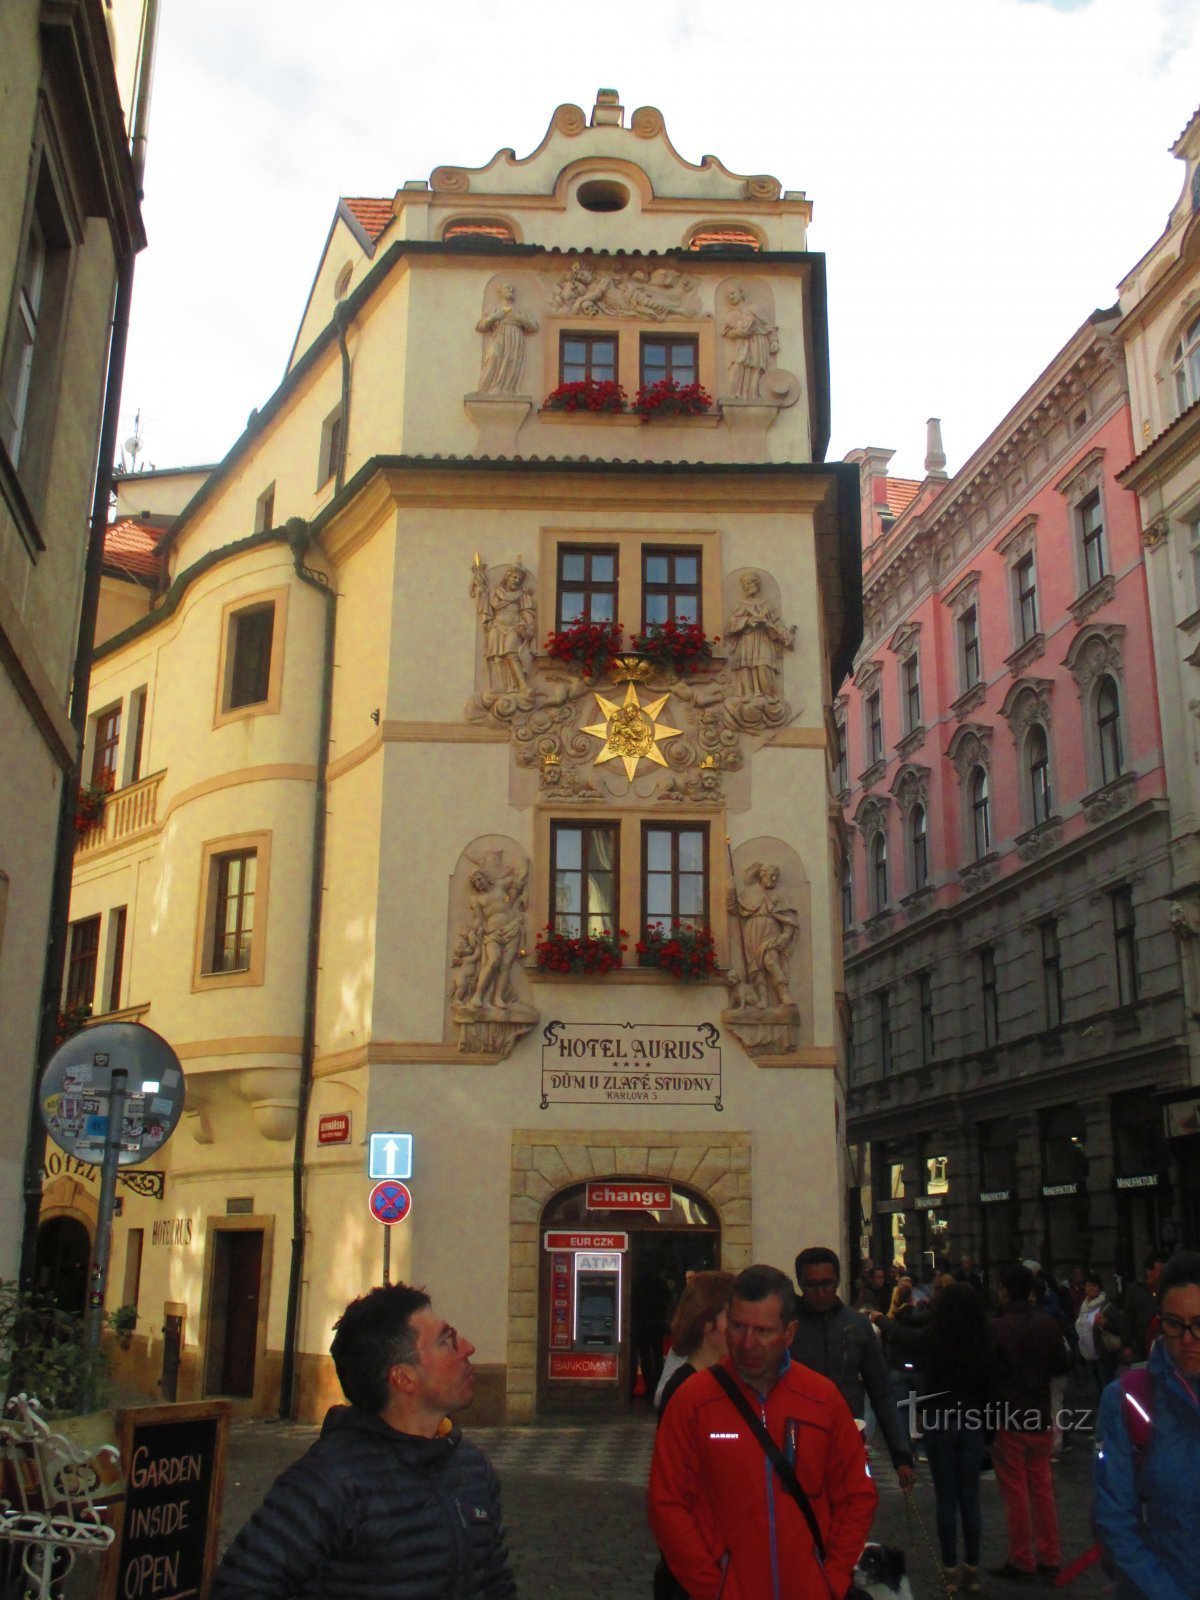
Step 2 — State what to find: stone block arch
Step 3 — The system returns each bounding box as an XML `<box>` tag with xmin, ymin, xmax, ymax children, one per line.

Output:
<box><xmin>505</xmin><ymin>1127</ymin><xmax>751</xmax><ymax>1419</ymax></box>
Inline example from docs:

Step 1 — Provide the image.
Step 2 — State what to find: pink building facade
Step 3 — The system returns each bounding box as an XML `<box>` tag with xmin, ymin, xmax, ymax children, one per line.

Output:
<box><xmin>840</xmin><ymin>310</ymin><xmax>1195</xmax><ymax>1286</ymax></box>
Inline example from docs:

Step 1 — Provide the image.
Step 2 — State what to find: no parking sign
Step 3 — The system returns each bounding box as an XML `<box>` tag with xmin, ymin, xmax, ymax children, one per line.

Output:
<box><xmin>368</xmin><ymin>1179</ymin><xmax>412</xmax><ymax>1225</ymax></box>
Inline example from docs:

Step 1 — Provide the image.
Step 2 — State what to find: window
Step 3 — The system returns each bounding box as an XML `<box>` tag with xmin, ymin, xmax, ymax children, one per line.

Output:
<box><xmin>841</xmin><ymin>859</ymin><xmax>853</xmax><ymax>928</ymax></box>
<box><xmin>640</xmin><ymin>336</ymin><xmax>698</xmax><ymax>388</ymax></box>
<box><xmin>254</xmin><ymin>483</ymin><xmax>275</xmax><ymax>533</ymax></box>
<box><xmin>1015</xmin><ymin>553</ymin><xmax>1038</xmax><ymax>642</ymax></box>
<box><xmin>318</xmin><ymin>404</ymin><xmax>343</xmax><ymax>487</ymax></box>
<box><xmin>642</xmin><ymin>823</ymin><xmax>708</xmax><ymax>930</ymax></box>
<box><xmin>910</xmin><ymin>805</ymin><xmax>928</xmax><ymax>890</ymax></box>
<box><xmin>642</xmin><ymin>547</ymin><xmax>701</xmax><ymax>629</ymax></box>
<box><xmin>1080</xmin><ymin>493</ymin><xmax>1106</xmax><ymax>590</ymax></box>
<box><xmin>1173</xmin><ymin>313</ymin><xmax>1200</xmax><ymax>413</ymax></box>
<box><xmin>1113</xmin><ymin>887</ymin><xmax>1138</xmax><ymax>1005</ymax></box>
<box><xmin>224</xmin><ymin>603</ymin><xmax>275</xmax><ymax>711</ymax></box>
<box><xmin>960</xmin><ymin>607</ymin><xmax>981</xmax><ymax>688</ymax></box>
<box><xmin>65</xmin><ymin>915</ymin><xmax>100</xmax><ymax>1011</ymax></box>
<box><xmin>559</xmin><ymin>332</ymin><xmax>617</xmax><ymax>385</ymax></box>
<box><xmin>208</xmin><ymin>850</ymin><xmax>257</xmax><ymax>974</ymax></box>
<box><xmin>835</xmin><ymin>720</ymin><xmax>848</xmax><ymax>793</ymax></box>
<box><xmin>107</xmin><ymin>906</ymin><xmax>128</xmax><ymax>1012</ymax></box>
<box><xmin>91</xmin><ymin>705</ymin><xmax>121</xmax><ymax>788</ymax></box>
<box><xmin>0</xmin><ymin>216</ymin><xmax>46</xmax><ymax>464</ymax></box>
<box><xmin>556</xmin><ymin>545</ymin><xmax>618</xmax><ymax>628</ymax></box>
<box><xmin>1027</xmin><ymin>726</ymin><xmax>1052</xmax><ymax>825</ymax></box>
<box><xmin>969</xmin><ymin>766</ymin><xmax>991</xmax><ymax>858</ymax></box>
<box><xmin>902</xmin><ymin>655</ymin><xmax>921</xmax><ymax>734</ymax></box>
<box><xmin>980</xmin><ymin>947</ymin><xmax>999</xmax><ymax>1047</ymax></box>
<box><xmin>1097</xmin><ymin>675</ymin><xmax>1123</xmax><ymax>784</ymax></box>
<box><xmin>551</xmin><ymin>823</ymin><xmax>618</xmax><ymax>937</ymax></box>
<box><xmin>917</xmin><ymin>971</ymin><xmax>934</xmax><ymax>1064</ymax></box>
<box><xmin>127</xmin><ymin>686</ymin><xmax>147</xmax><ymax>784</ymax></box>
<box><xmin>870</xmin><ymin>832</ymin><xmax>889</xmax><ymax>912</ymax></box>
<box><xmin>1190</xmin><ymin>515</ymin><xmax>1200</xmax><ymax>607</ymax></box>
<box><xmin>1041</xmin><ymin>919</ymin><xmax>1063</xmax><ymax>1029</ymax></box>
<box><xmin>878</xmin><ymin>990</ymin><xmax>893</xmax><ymax>1075</ymax></box>
<box><xmin>866</xmin><ymin>691</ymin><xmax>883</xmax><ymax>765</ymax></box>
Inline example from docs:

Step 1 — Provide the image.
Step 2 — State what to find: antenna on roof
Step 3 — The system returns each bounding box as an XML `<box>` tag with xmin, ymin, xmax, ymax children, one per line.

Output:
<box><xmin>121</xmin><ymin>408</ymin><xmax>144</xmax><ymax>474</ymax></box>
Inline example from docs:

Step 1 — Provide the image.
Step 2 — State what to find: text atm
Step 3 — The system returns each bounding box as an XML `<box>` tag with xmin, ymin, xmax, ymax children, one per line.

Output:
<box><xmin>574</xmin><ymin>1252</ymin><xmax>621</xmax><ymax>1347</ymax></box>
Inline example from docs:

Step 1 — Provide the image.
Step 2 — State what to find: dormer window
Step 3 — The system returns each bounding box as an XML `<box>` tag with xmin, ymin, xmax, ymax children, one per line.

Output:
<box><xmin>443</xmin><ymin>219</ymin><xmax>516</xmax><ymax>244</ymax></box>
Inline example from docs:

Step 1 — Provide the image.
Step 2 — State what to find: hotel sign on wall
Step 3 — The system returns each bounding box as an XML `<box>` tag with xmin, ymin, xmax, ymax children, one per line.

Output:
<box><xmin>540</xmin><ymin>1022</ymin><xmax>722</xmax><ymax>1110</ymax></box>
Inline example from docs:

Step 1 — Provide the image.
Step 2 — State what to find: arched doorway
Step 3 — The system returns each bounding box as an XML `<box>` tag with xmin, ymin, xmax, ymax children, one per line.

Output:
<box><xmin>33</xmin><ymin>1216</ymin><xmax>91</xmax><ymax>1316</ymax></box>
<box><xmin>538</xmin><ymin>1177</ymin><xmax>720</xmax><ymax>1414</ymax></box>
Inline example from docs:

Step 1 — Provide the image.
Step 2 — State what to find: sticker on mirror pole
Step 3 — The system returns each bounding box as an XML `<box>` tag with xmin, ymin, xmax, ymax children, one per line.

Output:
<box><xmin>369</xmin><ymin>1180</ymin><xmax>412</xmax><ymax>1225</ymax></box>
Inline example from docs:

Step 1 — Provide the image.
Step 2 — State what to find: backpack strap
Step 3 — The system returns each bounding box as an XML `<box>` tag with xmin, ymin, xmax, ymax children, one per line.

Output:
<box><xmin>1119</xmin><ymin>1365</ymin><xmax>1154</xmax><ymax>1456</ymax></box>
<box><xmin>710</xmin><ymin>1365</ymin><xmax>826</xmax><ymax>1563</ymax></box>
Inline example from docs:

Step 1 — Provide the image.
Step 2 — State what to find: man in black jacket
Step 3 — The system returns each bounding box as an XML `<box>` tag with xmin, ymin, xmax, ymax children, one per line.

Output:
<box><xmin>213</xmin><ymin>1283</ymin><xmax>516</xmax><ymax>1599</ymax></box>
<box><xmin>790</xmin><ymin>1246</ymin><xmax>917</xmax><ymax>1490</ymax></box>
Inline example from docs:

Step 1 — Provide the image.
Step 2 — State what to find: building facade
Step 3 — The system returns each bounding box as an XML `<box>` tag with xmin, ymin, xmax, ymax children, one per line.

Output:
<box><xmin>57</xmin><ymin>93</ymin><xmax>861</xmax><ymax>1421</ymax></box>
<box><xmin>1</xmin><ymin>0</ymin><xmax>148</xmax><ymax>1280</ymax></box>
<box><xmin>1115</xmin><ymin>107</ymin><xmax>1200</xmax><ymax>1189</ymax></box>
<box><xmin>841</xmin><ymin>312</ymin><xmax>1194</xmax><ymax>1288</ymax></box>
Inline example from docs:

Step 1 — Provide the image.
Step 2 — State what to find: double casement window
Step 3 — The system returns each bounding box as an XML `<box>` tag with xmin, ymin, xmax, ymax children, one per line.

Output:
<box><xmin>540</xmin><ymin>817</ymin><xmax>712</xmax><ymax>952</ymax></box>
<box><xmin>195</xmin><ymin>833</ymin><xmax>272</xmax><ymax>989</ymax></box>
<box><xmin>551</xmin><ymin>539</ymin><xmax>708</xmax><ymax>639</ymax></box>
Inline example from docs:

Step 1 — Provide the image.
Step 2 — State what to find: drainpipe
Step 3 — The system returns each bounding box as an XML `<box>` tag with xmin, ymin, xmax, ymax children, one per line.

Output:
<box><xmin>279</xmin><ymin>517</ymin><xmax>336</xmax><ymax>1418</ymax></box>
<box><xmin>18</xmin><ymin>0</ymin><xmax>161</xmax><ymax>1290</ymax></box>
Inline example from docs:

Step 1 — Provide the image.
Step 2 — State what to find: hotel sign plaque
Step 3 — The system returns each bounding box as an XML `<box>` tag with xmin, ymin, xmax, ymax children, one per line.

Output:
<box><xmin>540</xmin><ymin>1021</ymin><xmax>723</xmax><ymax>1110</ymax></box>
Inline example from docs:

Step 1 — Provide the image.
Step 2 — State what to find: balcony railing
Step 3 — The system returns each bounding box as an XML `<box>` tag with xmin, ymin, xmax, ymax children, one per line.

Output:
<box><xmin>76</xmin><ymin>770</ymin><xmax>163</xmax><ymax>856</ymax></box>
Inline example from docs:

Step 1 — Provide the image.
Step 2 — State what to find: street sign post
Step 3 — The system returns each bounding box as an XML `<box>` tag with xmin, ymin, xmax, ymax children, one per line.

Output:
<box><xmin>368</xmin><ymin>1133</ymin><xmax>412</xmax><ymax>1180</ymax></box>
<box><xmin>368</xmin><ymin>1179</ymin><xmax>412</xmax><ymax>1286</ymax></box>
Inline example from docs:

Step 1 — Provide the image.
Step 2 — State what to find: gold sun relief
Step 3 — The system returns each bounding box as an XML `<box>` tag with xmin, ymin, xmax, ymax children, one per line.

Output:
<box><xmin>582</xmin><ymin>683</ymin><xmax>683</xmax><ymax>780</ymax></box>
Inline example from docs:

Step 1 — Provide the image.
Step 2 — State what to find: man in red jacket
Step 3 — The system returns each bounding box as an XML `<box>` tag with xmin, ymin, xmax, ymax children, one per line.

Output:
<box><xmin>648</xmin><ymin>1263</ymin><xmax>878</xmax><ymax>1600</ymax></box>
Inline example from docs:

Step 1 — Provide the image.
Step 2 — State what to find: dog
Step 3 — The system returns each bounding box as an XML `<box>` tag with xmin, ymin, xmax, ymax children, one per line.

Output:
<box><xmin>851</xmin><ymin>1542</ymin><xmax>915</xmax><ymax>1598</ymax></box>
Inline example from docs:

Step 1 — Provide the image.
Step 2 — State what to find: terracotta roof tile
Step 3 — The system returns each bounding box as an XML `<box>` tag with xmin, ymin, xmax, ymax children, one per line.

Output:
<box><xmin>1120</xmin><ymin>392</ymin><xmax>1200</xmax><ymax>477</ymax></box>
<box><xmin>342</xmin><ymin>197</ymin><xmax>393</xmax><ymax>243</ymax></box>
<box><xmin>103</xmin><ymin>517</ymin><xmax>167</xmax><ymax>583</ymax></box>
<box><xmin>885</xmin><ymin>478</ymin><xmax>922</xmax><ymax>516</ymax></box>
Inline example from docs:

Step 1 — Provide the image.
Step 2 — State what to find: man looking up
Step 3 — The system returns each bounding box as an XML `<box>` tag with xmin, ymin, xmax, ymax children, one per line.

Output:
<box><xmin>213</xmin><ymin>1283</ymin><xmax>516</xmax><ymax>1600</ymax></box>
<box><xmin>791</xmin><ymin>1245</ymin><xmax>917</xmax><ymax>1491</ymax></box>
<box><xmin>649</xmin><ymin>1263</ymin><xmax>877</xmax><ymax>1600</ymax></box>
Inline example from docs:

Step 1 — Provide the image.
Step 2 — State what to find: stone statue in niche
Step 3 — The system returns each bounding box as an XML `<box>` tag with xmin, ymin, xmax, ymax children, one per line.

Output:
<box><xmin>722</xmin><ymin>285</ymin><xmax>779</xmax><ymax>399</ymax></box>
<box><xmin>449</xmin><ymin>848</ymin><xmax>538</xmax><ymax>1058</ymax></box>
<box><xmin>726</xmin><ymin>571</ymin><xmax>795</xmax><ymax>699</ymax></box>
<box><xmin>476</xmin><ymin>283</ymin><xmax>538</xmax><ymax>395</ymax></box>
<box><xmin>470</xmin><ymin>557</ymin><xmax>537</xmax><ymax>706</ymax></box>
<box><xmin>548</xmin><ymin>261</ymin><xmax>703</xmax><ymax>321</ymax></box>
<box><xmin>723</xmin><ymin>860</ymin><xmax>802</xmax><ymax>1056</ymax></box>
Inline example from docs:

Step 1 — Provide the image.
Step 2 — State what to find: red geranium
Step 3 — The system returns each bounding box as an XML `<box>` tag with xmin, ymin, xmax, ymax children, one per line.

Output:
<box><xmin>544</xmin><ymin>379</ymin><xmax>627</xmax><ymax>414</ymax></box>
<box><xmin>636</xmin><ymin>922</ymin><xmax>719</xmax><ymax>980</ymax></box>
<box><xmin>544</xmin><ymin>617</ymin><xmax>625</xmax><ymax>680</ymax></box>
<box><xmin>535</xmin><ymin>926</ymin><xmax>628</xmax><ymax>975</ymax></box>
<box><xmin>632</xmin><ymin>378</ymin><xmax>713</xmax><ymax>420</ymax></box>
<box><xmin>629</xmin><ymin>619</ymin><xmax>717</xmax><ymax>675</ymax></box>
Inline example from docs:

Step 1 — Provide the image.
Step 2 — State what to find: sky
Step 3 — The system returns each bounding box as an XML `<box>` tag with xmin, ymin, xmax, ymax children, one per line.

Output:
<box><xmin>117</xmin><ymin>0</ymin><xmax>1200</xmax><ymax>484</ymax></box>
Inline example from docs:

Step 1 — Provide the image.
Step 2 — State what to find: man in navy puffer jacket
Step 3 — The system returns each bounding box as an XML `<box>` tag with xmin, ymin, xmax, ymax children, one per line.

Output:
<box><xmin>213</xmin><ymin>1283</ymin><xmax>516</xmax><ymax>1599</ymax></box>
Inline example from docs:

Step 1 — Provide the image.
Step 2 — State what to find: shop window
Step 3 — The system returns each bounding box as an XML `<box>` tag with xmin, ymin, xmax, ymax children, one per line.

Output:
<box><xmin>1079</xmin><ymin>492</ymin><xmax>1106</xmax><ymax>591</ymax></box>
<box><xmin>1041</xmin><ymin>918</ymin><xmax>1063</xmax><ymax>1029</ymax></box>
<box><xmin>1097</xmin><ymin>675</ymin><xmax>1124</xmax><ymax>784</ymax></box>
<box><xmin>640</xmin><ymin>336</ymin><xmax>698</xmax><ymax>388</ymax></box>
<box><xmin>551</xmin><ymin>823</ymin><xmax>618</xmax><ymax>937</ymax></box>
<box><xmin>556</xmin><ymin>545</ymin><xmax>618</xmax><ymax>628</ymax></box>
<box><xmin>318</xmin><ymin>403</ymin><xmax>343</xmax><ymax>487</ymax></box>
<box><xmin>969</xmin><ymin>766</ymin><xmax>991</xmax><ymax>858</ymax></box>
<box><xmin>65</xmin><ymin>915</ymin><xmax>100</xmax><ymax>1012</ymax></box>
<box><xmin>642</xmin><ymin>822</ymin><xmax>708</xmax><ymax>929</ymax></box>
<box><xmin>980</xmin><ymin>946</ymin><xmax>999</xmax><ymax>1047</ymax></box>
<box><xmin>91</xmin><ymin>704</ymin><xmax>121</xmax><ymax>788</ymax></box>
<box><xmin>559</xmin><ymin>332</ymin><xmax>617</xmax><ymax>386</ymax></box>
<box><xmin>960</xmin><ymin>606</ymin><xmax>981</xmax><ymax>689</ymax></box>
<box><xmin>1027</xmin><ymin>726</ymin><xmax>1052</xmax><ymax>825</ymax></box>
<box><xmin>909</xmin><ymin>805</ymin><xmax>928</xmax><ymax>891</ymax></box>
<box><xmin>641</xmin><ymin>546</ymin><xmax>701</xmax><ymax>629</ymax></box>
<box><xmin>1112</xmin><ymin>886</ymin><xmax>1138</xmax><ymax>1005</ymax></box>
<box><xmin>1015</xmin><ymin>552</ymin><xmax>1038</xmax><ymax>643</ymax></box>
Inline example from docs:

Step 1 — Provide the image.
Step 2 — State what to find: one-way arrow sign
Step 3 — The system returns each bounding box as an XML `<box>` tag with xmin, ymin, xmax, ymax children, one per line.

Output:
<box><xmin>368</xmin><ymin>1132</ymin><xmax>413</xmax><ymax>1180</ymax></box>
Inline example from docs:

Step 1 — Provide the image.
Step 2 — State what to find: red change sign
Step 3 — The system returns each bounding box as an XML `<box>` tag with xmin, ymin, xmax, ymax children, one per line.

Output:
<box><xmin>318</xmin><ymin>1113</ymin><xmax>351</xmax><ymax>1145</ymax></box>
<box><xmin>543</xmin><ymin>1231</ymin><xmax>628</xmax><ymax>1252</ymax></box>
<box><xmin>586</xmin><ymin>1181</ymin><xmax>671</xmax><ymax>1211</ymax></box>
<box><xmin>549</xmin><ymin>1352</ymin><xmax>618</xmax><ymax>1382</ymax></box>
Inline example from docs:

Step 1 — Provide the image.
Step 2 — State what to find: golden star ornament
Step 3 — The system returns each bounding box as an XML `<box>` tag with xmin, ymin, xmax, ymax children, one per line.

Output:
<box><xmin>582</xmin><ymin>683</ymin><xmax>683</xmax><ymax>780</ymax></box>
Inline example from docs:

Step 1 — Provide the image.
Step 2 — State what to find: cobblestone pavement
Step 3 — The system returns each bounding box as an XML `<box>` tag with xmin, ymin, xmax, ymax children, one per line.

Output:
<box><xmin>218</xmin><ymin>1409</ymin><xmax>1112</xmax><ymax>1597</ymax></box>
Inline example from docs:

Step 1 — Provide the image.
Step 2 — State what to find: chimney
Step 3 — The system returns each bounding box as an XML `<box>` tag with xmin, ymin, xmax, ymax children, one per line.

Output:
<box><xmin>591</xmin><ymin>89</ymin><xmax>624</xmax><ymax>127</ymax></box>
<box><xmin>925</xmin><ymin>418</ymin><xmax>948</xmax><ymax>478</ymax></box>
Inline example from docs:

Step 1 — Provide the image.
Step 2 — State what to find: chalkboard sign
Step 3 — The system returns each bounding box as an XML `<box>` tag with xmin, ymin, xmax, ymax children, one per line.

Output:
<box><xmin>100</xmin><ymin>1401</ymin><xmax>230</xmax><ymax>1600</ymax></box>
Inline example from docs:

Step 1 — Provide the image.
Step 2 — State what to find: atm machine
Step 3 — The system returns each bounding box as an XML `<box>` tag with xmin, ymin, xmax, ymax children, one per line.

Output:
<box><xmin>542</xmin><ymin>1232</ymin><xmax>627</xmax><ymax>1407</ymax></box>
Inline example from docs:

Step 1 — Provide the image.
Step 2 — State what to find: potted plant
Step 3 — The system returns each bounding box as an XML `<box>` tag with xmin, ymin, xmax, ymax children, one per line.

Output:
<box><xmin>637</xmin><ymin>921</ymin><xmax>719</xmax><ymax>980</ymax></box>
<box><xmin>543</xmin><ymin>617</ymin><xmax>626</xmax><ymax>680</ymax></box>
<box><xmin>75</xmin><ymin>768</ymin><xmax>114</xmax><ymax>837</ymax></box>
<box><xmin>629</xmin><ymin>619</ymin><xmax>718</xmax><ymax>675</ymax></box>
<box><xmin>632</xmin><ymin>378</ymin><xmax>714</xmax><ymax>420</ymax></box>
<box><xmin>544</xmin><ymin>378</ymin><xmax>627</xmax><ymax>414</ymax></box>
<box><xmin>105</xmin><ymin>1304</ymin><xmax>138</xmax><ymax>1351</ymax></box>
<box><xmin>534</xmin><ymin>926</ymin><xmax>628</xmax><ymax>974</ymax></box>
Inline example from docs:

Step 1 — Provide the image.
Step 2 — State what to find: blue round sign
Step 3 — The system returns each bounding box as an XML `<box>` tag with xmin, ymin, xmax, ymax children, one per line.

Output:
<box><xmin>369</xmin><ymin>1179</ymin><xmax>412</xmax><ymax>1225</ymax></box>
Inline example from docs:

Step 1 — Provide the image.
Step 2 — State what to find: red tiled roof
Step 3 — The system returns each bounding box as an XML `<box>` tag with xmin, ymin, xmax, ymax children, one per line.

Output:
<box><xmin>342</xmin><ymin>197</ymin><xmax>393</xmax><ymax>243</ymax></box>
<box><xmin>104</xmin><ymin>517</ymin><xmax>166</xmax><ymax>583</ymax></box>
<box><xmin>1120</xmin><ymin>392</ymin><xmax>1200</xmax><ymax>478</ymax></box>
<box><xmin>886</xmin><ymin>478</ymin><xmax>922</xmax><ymax>516</ymax></box>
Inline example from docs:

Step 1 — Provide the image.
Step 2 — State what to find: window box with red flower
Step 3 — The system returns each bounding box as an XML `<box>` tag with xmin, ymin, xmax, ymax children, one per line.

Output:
<box><xmin>543</xmin><ymin>617</ymin><xmax>626</xmax><ymax>681</ymax></box>
<box><xmin>629</xmin><ymin>620</ymin><xmax>717</xmax><ymax>676</ymax></box>
<box><xmin>534</xmin><ymin>926</ymin><xmax>628</xmax><ymax>974</ymax></box>
<box><xmin>636</xmin><ymin>922</ymin><xmax>719</xmax><ymax>980</ymax></box>
<box><xmin>543</xmin><ymin>379</ymin><xmax>627</xmax><ymax>414</ymax></box>
<box><xmin>632</xmin><ymin>378</ymin><xmax>714</xmax><ymax>420</ymax></box>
